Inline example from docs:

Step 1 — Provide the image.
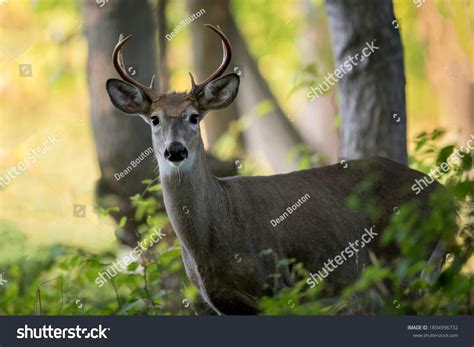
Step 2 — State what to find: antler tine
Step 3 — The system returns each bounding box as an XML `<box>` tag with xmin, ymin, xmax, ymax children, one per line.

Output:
<box><xmin>117</xmin><ymin>34</ymin><xmax>125</xmax><ymax>68</ymax></box>
<box><xmin>118</xmin><ymin>48</ymin><xmax>125</xmax><ymax>70</ymax></box>
<box><xmin>188</xmin><ymin>72</ymin><xmax>197</xmax><ymax>89</ymax></box>
<box><xmin>149</xmin><ymin>75</ymin><xmax>156</xmax><ymax>89</ymax></box>
<box><xmin>112</xmin><ymin>34</ymin><xmax>159</xmax><ymax>100</ymax></box>
<box><xmin>189</xmin><ymin>24</ymin><xmax>233</xmax><ymax>97</ymax></box>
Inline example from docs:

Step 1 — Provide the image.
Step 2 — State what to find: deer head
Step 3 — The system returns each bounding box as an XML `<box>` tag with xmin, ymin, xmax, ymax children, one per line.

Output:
<box><xmin>106</xmin><ymin>24</ymin><xmax>240</xmax><ymax>173</ymax></box>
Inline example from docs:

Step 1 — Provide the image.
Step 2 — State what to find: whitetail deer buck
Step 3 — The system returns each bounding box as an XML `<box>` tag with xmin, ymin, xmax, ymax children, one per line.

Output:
<box><xmin>106</xmin><ymin>25</ymin><xmax>447</xmax><ymax>315</ymax></box>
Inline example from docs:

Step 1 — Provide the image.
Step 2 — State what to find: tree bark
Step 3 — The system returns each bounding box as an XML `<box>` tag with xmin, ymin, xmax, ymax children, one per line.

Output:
<box><xmin>157</xmin><ymin>0</ymin><xmax>170</xmax><ymax>91</ymax></box>
<box><xmin>292</xmin><ymin>0</ymin><xmax>339</xmax><ymax>164</ymax></box>
<box><xmin>226</xmin><ymin>12</ymin><xmax>304</xmax><ymax>173</ymax></box>
<box><xmin>416</xmin><ymin>2</ymin><xmax>474</xmax><ymax>144</ymax></box>
<box><xmin>325</xmin><ymin>0</ymin><xmax>408</xmax><ymax>165</ymax></box>
<box><xmin>84</xmin><ymin>0</ymin><xmax>158</xmax><ymax>245</ymax></box>
<box><xmin>187</xmin><ymin>0</ymin><xmax>240</xmax><ymax>150</ymax></box>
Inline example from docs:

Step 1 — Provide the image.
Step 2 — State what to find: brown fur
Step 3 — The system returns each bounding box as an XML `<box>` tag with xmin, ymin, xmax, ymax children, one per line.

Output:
<box><xmin>151</xmin><ymin>92</ymin><xmax>197</xmax><ymax>117</ymax></box>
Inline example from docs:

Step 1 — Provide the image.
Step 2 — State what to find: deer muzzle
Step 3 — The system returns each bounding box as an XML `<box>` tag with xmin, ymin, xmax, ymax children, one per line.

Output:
<box><xmin>164</xmin><ymin>142</ymin><xmax>188</xmax><ymax>163</ymax></box>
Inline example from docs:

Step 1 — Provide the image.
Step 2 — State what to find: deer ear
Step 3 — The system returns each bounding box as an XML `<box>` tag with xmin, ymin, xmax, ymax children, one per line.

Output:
<box><xmin>106</xmin><ymin>79</ymin><xmax>151</xmax><ymax>115</ymax></box>
<box><xmin>197</xmin><ymin>73</ymin><xmax>240</xmax><ymax>111</ymax></box>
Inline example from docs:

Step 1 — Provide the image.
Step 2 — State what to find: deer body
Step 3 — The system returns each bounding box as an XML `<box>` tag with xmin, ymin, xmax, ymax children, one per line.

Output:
<box><xmin>106</xmin><ymin>25</ymin><xmax>441</xmax><ymax>315</ymax></box>
<box><xmin>159</xmin><ymin>141</ymin><xmax>437</xmax><ymax>314</ymax></box>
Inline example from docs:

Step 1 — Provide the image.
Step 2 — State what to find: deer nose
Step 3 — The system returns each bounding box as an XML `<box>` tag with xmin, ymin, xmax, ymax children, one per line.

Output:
<box><xmin>164</xmin><ymin>142</ymin><xmax>188</xmax><ymax>162</ymax></box>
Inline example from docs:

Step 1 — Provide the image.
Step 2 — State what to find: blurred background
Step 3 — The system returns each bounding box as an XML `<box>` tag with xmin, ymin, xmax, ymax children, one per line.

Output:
<box><xmin>0</xmin><ymin>0</ymin><xmax>472</xmax><ymax>315</ymax></box>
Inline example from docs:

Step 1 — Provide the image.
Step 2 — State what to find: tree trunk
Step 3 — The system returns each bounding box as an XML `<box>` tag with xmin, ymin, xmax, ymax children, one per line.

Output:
<box><xmin>226</xmin><ymin>13</ymin><xmax>304</xmax><ymax>173</ymax></box>
<box><xmin>187</xmin><ymin>0</ymin><xmax>240</xmax><ymax>150</ymax></box>
<box><xmin>416</xmin><ymin>2</ymin><xmax>474</xmax><ymax>144</ymax></box>
<box><xmin>157</xmin><ymin>0</ymin><xmax>170</xmax><ymax>91</ymax></box>
<box><xmin>292</xmin><ymin>0</ymin><xmax>339</xmax><ymax>164</ymax></box>
<box><xmin>325</xmin><ymin>0</ymin><xmax>408</xmax><ymax>165</ymax></box>
<box><xmin>84</xmin><ymin>0</ymin><xmax>158</xmax><ymax>245</ymax></box>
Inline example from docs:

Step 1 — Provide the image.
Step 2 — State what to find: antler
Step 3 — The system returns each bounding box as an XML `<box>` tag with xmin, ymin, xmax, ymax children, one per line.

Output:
<box><xmin>189</xmin><ymin>24</ymin><xmax>232</xmax><ymax>97</ymax></box>
<box><xmin>112</xmin><ymin>34</ymin><xmax>159</xmax><ymax>100</ymax></box>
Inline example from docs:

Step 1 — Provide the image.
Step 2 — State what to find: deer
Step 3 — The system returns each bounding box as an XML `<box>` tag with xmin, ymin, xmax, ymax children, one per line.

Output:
<box><xmin>106</xmin><ymin>24</ymin><xmax>448</xmax><ymax>315</ymax></box>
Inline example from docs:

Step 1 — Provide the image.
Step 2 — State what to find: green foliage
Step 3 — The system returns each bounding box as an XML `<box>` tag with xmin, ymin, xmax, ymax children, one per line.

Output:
<box><xmin>288</xmin><ymin>144</ymin><xmax>323</xmax><ymax>170</ymax></box>
<box><xmin>0</xmin><ymin>182</ymin><xmax>194</xmax><ymax>316</ymax></box>
<box><xmin>288</xmin><ymin>63</ymin><xmax>322</xmax><ymax>96</ymax></box>
<box><xmin>411</xmin><ymin>129</ymin><xmax>473</xmax><ymax>185</ymax></box>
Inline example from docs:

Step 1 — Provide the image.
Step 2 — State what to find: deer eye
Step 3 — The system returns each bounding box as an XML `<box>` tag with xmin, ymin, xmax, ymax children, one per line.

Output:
<box><xmin>189</xmin><ymin>113</ymin><xmax>199</xmax><ymax>125</ymax></box>
<box><xmin>151</xmin><ymin>116</ymin><xmax>159</xmax><ymax>126</ymax></box>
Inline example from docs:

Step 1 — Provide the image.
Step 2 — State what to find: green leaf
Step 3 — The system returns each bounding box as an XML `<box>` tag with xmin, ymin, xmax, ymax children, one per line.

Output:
<box><xmin>127</xmin><ymin>262</ymin><xmax>139</xmax><ymax>271</ymax></box>
<box><xmin>436</xmin><ymin>145</ymin><xmax>454</xmax><ymax>166</ymax></box>
<box><xmin>119</xmin><ymin>216</ymin><xmax>127</xmax><ymax>228</ymax></box>
<box><xmin>147</xmin><ymin>184</ymin><xmax>162</xmax><ymax>192</ymax></box>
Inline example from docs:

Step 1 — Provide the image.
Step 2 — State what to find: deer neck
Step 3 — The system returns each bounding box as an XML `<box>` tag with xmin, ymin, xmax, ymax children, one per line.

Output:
<box><xmin>158</xmin><ymin>142</ymin><xmax>223</xmax><ymax>260</ymax></box>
